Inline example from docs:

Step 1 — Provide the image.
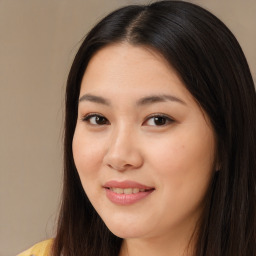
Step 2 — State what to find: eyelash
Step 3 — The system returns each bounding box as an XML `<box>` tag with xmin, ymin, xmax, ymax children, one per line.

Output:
<box><xmin>81</xmin><ymin>113</ymin><xmax>175</xmax><ymax>127</ymax></box>
<box><xmin>82</xmin><ymin>113</ymin><xmax>109</xmax><ymax>125</ymax></box>
<box><xmin>143</xmin><ymin>114</ymin><xmax>174</xmax><ymax>126</ymax></box>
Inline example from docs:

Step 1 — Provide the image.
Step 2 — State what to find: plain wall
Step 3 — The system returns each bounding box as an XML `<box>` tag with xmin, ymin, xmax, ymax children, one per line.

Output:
<box><xmin>0</xmin><ymin>1</ymin><xmax>255</xmax><ymax>255</ymax></box>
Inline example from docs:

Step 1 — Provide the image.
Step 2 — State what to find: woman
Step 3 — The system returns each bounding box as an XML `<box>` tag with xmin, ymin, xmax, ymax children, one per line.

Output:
<box><xmin>19</xmin><ymin>1</ymin><xmax>256</xmax><ymax>255</ymax></box>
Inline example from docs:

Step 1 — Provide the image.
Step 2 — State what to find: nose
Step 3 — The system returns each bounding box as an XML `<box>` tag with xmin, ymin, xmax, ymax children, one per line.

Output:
<box><xmin>103</xmin><ymin>126</ymin><xmax>143</xmax><ymax>171</ymax></box>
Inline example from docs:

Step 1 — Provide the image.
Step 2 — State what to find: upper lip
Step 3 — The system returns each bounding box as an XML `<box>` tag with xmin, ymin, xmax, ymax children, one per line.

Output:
<box><xmin>103</xmin><ymin>180</ymin><xmax>154</xmax><ymax>190</ymax></box>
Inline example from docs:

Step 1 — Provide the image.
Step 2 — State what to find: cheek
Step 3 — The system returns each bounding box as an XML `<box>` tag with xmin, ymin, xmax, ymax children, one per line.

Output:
<box><xmin>152</xmin><ymin>125</ymin><xmax>214</xmax><ymax>170</ymax></box>
<box><xmin>72</xmin><ymin>129</ymin><xmax>109</xmax><ymax>208</ymax></box>
<box><xmin>146</xmin><ymin>126</ymin><xmax>215</xmax><ymax>198</ymax></box>
<box><xmin>72</xmin><ymin>128</ymin><xmax>104</xmax><ymax>183</ymax></box>
<box><xmin>144</xmin><ymin>130</ymin><xmax>215</xmax><ymax>228</ymax></box>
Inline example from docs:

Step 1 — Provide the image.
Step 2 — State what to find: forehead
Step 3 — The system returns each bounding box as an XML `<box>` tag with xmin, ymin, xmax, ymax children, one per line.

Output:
<box><xmin>84</xmin><ymin>43</ymin><xmax>174</xmax><ymax>80</ymax></box>
<box><xmin>80</xmin><ymin>43</ymin><xmax>193</xmax><ymax>104</ymax></box>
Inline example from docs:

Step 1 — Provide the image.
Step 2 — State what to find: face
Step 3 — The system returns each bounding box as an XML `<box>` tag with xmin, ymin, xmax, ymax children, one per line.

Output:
<box><xmin>72</xmin><ymin>43</ymin><xmax>216</xmax><ymax>241</ymax></box>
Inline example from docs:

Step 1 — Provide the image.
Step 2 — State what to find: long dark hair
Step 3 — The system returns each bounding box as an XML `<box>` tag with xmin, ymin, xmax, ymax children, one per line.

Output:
<box><xmin>52</xmin><ymin>1</ymin><xmax>256</xmax><ymax>255</ymax></box>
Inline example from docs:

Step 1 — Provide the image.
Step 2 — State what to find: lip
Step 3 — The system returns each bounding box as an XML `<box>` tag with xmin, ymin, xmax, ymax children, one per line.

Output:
<box><xmin>103</xmin><ymin>180</ymin><xmax>154</xmax><ymax>190</ymax></box>
<box><xmin>103</xmin><ymin>180</ymin><xmax>155</xmax><ymax>205</ymax></box>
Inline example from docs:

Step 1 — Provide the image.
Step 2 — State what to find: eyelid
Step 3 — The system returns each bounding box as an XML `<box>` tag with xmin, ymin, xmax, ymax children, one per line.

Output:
<box><xmin>143</xmin><ymin>113</ymin><xmax>175</xmax><ymax>126</ymax></box>
<box><xmin>80</xmin><ymin>112</ymin><xmax>174</xmax><ymax>126</ymax></box>
<box><xmin>81</xmin><ymin>113</ymin><xmax>110</xmax><ymax>125</ymax></box>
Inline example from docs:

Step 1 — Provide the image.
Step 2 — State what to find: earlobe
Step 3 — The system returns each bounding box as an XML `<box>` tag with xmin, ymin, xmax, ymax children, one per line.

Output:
<box><xmin>214</xmin><ymin>152</ymin><xmax>222</xmax><ymax>172</ymax></box>
<box><xmin>215</xmin><ymin>159</ymin><xmax>222</xmax><ymax>172</ymax></box>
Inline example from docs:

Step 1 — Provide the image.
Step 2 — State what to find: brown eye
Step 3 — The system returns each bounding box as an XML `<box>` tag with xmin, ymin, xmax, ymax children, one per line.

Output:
<box><xmin>83</xmin><ymin>114</ymin><xmax>109</xmax><ymax>125</ymax></box>
<box><xmin>152</xmin><ymin>116</ymin><xmax>167</xmax><ymax>125</ymax></box>
<box><xmin>144</xmin><ymin>115</ymin><xmax>174</xmax><ymax>126</ymax></box>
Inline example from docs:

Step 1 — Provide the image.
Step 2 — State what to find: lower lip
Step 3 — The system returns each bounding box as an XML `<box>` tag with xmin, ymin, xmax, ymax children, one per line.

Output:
<box><xmin>105</xmin><ymin>188</ymin><xmax>154</xmax><ymax>205</ymax></box>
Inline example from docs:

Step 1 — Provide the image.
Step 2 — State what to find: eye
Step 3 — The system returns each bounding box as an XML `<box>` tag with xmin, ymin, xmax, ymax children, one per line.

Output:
<box><xmin>82</xmin><ymin>113</ymin><xmax>109</xmax><ymax>125</ymax></box>
<box><xmin>143</xmin><ymin>114</ymin><xmax>174</xmax><ymax>126</ymax></box>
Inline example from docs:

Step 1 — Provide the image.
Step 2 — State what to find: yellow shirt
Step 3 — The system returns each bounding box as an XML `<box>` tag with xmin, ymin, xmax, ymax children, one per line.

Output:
<box><xmin>17</xmin><ymin>239</ymin><xmax>53</xmax><ymax>256</ymax></box>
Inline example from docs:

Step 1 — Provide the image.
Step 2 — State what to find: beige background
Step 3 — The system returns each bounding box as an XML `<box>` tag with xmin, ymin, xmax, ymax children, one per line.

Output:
<box><xmin>0</xmin><ymin>0</ymin><xmax>255</xmax><ymax>255</ymax></box>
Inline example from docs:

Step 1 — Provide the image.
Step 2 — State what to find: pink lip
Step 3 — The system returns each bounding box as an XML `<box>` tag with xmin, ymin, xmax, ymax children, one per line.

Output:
<box><xmin>104</xmin><ymin>180</ymin><xmax>154</xmax><ymax>189</ymax></box>
<box><xmin>103</xmin><ymin>180</ymin><xmax>155</xmax><ymax>205</ymax></box>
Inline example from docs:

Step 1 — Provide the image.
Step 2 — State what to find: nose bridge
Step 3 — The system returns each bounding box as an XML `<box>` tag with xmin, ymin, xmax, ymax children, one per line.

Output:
<box><xmin>109</xmin><ymin>122</ymin><xmax>135</xmax><ymax>159</ymax></box>
<box><xmin>104</xmin><ymin>121</ymin><xmax>142</xmax><ymax>170</ymax></box>
<box><xmin>112</xmin><ymin>122</ymin><xmax>132</xmax><ymax>149</ymax></box>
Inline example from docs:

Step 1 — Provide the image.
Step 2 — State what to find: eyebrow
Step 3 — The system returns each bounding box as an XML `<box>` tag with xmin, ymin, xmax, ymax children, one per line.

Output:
<box><xmin>136</xmin><ymin>94</ymin><xmax>186</xmax><ymax>106</ymax></box>
<box><xmin>78</xmin><ymin>93</ymin><xmax>186</xmax><ymax>106</ymax></box>
<box><xmin>79</xmin><ymin>94</ymin><xmax>111</xmax><ymax>105</ymax></box>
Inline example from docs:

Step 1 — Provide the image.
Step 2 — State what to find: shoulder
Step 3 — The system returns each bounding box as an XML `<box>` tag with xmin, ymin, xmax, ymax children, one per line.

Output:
<box><xmin>17</xmin><ymin>239</ymin><xmax>54</xmax><ymax>256</ymax></box>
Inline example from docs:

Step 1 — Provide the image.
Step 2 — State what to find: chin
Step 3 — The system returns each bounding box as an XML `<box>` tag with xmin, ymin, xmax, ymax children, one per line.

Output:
<box><xmin>108</xmin><ymin>227</ymin><xmax>145</xmax><ymax>239</ymax></box>
<box><xmin>102</xmin><ymin>218</ymin><xmax>150</xmax><ymax>239</ymax></box>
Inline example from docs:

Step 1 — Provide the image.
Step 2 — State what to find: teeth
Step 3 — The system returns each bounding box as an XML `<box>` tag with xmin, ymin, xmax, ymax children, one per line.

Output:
<box><xmin>124</xmin><ymin>188</ymin><xmax>132</xmax><ymax>194</ymax></box>
<box><xmin>110</xmin><ymin>188</ymin><xmax>146</xmax><ymax>194</ymax></box>
<box><xmin>133</xmin><ymin>188</ymin><xmax>140</xmax><ymax>193</ymax></box>
<box><xmin>113</xmin><ymin>188</ymin><xmax>123</xmax><ymax>194</ymax></box>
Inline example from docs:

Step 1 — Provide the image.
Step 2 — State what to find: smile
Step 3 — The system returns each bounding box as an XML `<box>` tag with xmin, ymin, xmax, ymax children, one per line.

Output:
<box><xmin>109</xmin><ymin>187</ymin><xmax>151</xmax><ymax>194</ymax></box>
<box><xmin>103</xmin><ymin>180</ymin><xmax>155</xmax><ymax>205</ymax></box>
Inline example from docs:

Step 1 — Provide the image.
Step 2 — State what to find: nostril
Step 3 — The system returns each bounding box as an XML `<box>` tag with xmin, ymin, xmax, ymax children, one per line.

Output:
<box><xmin>107</xmin><ymin>162</ymin><xmax>130</xmax><ymax>172</ymax></box>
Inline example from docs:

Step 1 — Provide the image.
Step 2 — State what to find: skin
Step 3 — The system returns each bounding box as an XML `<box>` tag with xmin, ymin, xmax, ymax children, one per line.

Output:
<box><xmin>72</xmin><ymin>43</ymin><xmax>216</xmax><ymax>256</ymax></box>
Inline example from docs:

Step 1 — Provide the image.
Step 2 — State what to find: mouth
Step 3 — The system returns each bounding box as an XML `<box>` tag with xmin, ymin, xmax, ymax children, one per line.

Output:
<box><xmin>106</xmin><ymin>187</ymin><xmax>154</xmax><ymax>194</ymax></box>
<box><xmin>103</xmin><ymin>180</ymin><xmax>155</xmax><ymax>205</ymax></box>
